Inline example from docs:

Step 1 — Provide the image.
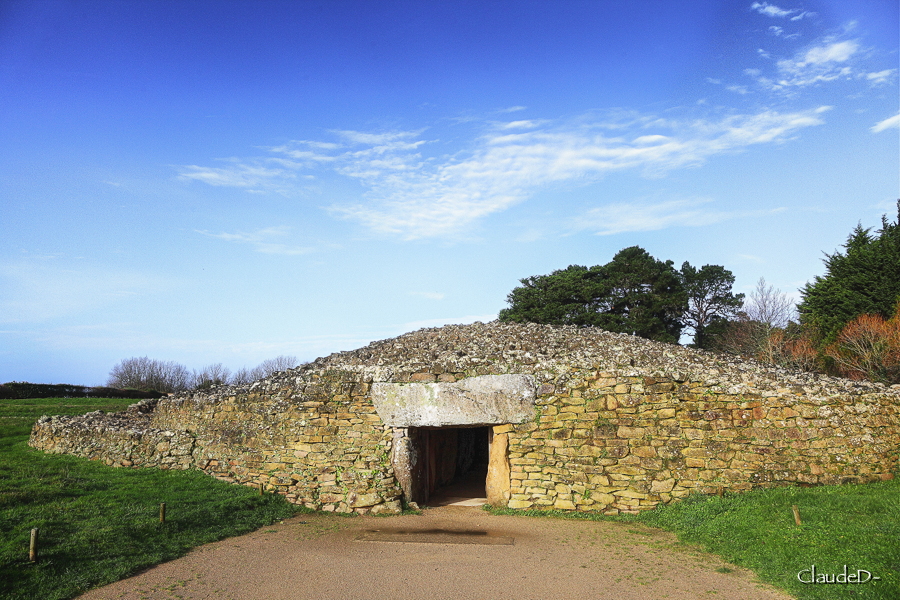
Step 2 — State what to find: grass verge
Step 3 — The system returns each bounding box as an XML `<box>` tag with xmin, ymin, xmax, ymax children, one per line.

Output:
<box><xmin>488</xmin><ymin>481</ymin><xmax>899</xmax><ymax>599</ymax></box>
<box><xmin>1</xmin><ymin>397</ymin><xmax>298</xmax><ymax>600</ymax></box>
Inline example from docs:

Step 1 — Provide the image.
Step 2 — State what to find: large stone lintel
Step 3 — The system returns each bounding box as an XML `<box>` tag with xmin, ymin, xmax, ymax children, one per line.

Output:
<box><xmin>372</xmin><ymin>374</ymin><xmax>536</xmax><ymax>427</ymax></box>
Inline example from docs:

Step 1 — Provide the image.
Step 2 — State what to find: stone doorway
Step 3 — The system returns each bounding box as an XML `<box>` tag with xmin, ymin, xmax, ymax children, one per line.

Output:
<box><xmin>375</xmin><ymin>374</ymin><xmax>535</xmax><ymax>509</ymax></box>
<box><xmin>420</xmin><ymin>426</ymin><xmax>489</xmax><ymax>506</ymax></box>
<box><xmin>392</xmin><ymin>425</ymin><xmax>511</xmax><ymax>508</ymax></box>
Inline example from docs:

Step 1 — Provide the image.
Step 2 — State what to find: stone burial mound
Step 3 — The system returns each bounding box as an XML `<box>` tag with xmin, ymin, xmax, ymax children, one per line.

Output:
<box><xmin>30</xmin><ymin>321</ymin><xmax>900</xmax><ymax>515</ymax></box>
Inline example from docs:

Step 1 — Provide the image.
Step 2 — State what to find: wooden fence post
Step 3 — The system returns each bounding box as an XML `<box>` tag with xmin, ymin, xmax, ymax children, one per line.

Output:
<box><xmin>29</xmin><ymin>528</ymin><xmax>38</xmax><ymax>562</ymax></box>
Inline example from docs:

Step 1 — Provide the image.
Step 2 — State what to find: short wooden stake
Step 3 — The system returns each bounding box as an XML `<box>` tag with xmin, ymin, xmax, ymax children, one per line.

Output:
<box><xmin>159</xmin><ymin>502</ymin><xmax>166</xmax><ymax>523</ymax></box>
<box><xmin>29</xmin><ymin>528</ymin><xmax>38</xmax><ymax>562</ymax></box>
<box><xmin>259</xmin><ymin>483</ymin><xmax>264</xmax><ymax>496</ymax></box>
<box><xmin>791</xmin><ymin>504</ymin><xmax>802</xmax><ymax>526</ymax></box>
<box><xmin>716</xmin><ymin>486</ymin><xmax>723</xmax><ymax>497</ymax></box>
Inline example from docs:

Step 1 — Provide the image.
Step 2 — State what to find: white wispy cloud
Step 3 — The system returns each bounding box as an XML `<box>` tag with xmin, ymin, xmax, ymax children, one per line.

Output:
<box><xmin>732</xmin><ymin>24</ymin><xmax>893</xmax><ymax>97</ymax></box>
<box><xmin>750</xmin><ymin>2</ymin><xmax>812</xmax><ymax>20</ymax></box>
<box><xmin>179</xmin><ymin>161</ymin><xmax>293</xmax><ymax>190</ymax></box>
<box><xmin>768</xmin><ymin>25</ymin><xmax>799</xmax><ymax>39</ymax></box>
<box><xmin>499</xmin><ymin>120</ymin><xmax>544</xmax><ymax>130</ymax></box>
<box><xmin>864</xmin><ymin>69</ymin><xmax>896</xmax><ymax>84</ymax></box>
<box><xmin>326</xmin><ymin>111</ymin><xmax>827</xmax><ymax>238</ymax></box>
<box><xmin>799</xmin><ymin>40</ymin><xmax>858</xmax><ymax>64</ymax></box>
<box><xmin>195</xmin><ymin>226</ymin><xmax>317</xmax><ymax>255</ymax></box>
<box><xmin>331</xmin><ymin>129</ymin><xmax>426</xmax><ymax>148</ymax></box>
<box><xmin>751</xmin><ymin>2</ymin><xmax>792</xmax><ymax>18</ymax></box>
<box><xmin>573</xmin><ymin>198</ymin><xmax>732</xmax><ymax>235</ymax></box>
<box><xmin>180</xmin><ymin>107</ymin><xmax>828</xmax><ymax>240</ymax></box>
<box><xmin>573</xmin><ymin>199</ymin><xmax>790</xmax><ymax>236</ymax></box>
<box><xmin>754</xmin><ymin>39</ymin><xmax>862</xmax><ymax>90</ymax></box>
<box><xmin>871</xmin><ymin>113</ymin><xmax>900</xmax><ymax>133</ymax></box>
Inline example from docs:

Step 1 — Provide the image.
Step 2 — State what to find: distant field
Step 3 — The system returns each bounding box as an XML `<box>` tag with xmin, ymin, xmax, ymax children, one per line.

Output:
<box><xmin>0</xmin><ymin>397</ymin><xmax>298</xmax><ymax>600</ymax></box>
<box><xmin>0</xmin><ymin>396</ymin><xmax>136</xmax><ymax>434</ymax></box>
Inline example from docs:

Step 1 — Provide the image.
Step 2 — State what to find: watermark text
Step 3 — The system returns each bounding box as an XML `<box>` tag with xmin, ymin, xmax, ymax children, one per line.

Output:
<box><xmin>797</xmin><ymin>565</ymin><xmax>881</xmax><ymax>584</ymax></box>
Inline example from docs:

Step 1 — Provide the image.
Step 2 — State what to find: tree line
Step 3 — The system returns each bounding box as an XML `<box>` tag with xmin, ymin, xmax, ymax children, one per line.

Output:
<box><xmin>499</xmin><ymin>201</ymin><xmax>900</xmax><ymax>384</ymax></box>
<box><xmin>106</xmin><ymin>355</ymin><xmax>302</xmax><ymax>394</ymax></box>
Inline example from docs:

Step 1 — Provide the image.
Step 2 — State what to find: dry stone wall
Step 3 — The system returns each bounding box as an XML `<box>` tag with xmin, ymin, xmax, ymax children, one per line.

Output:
<box><xmin>30</xmin><ymin>321</ymin><xmax>900</xmax><ymax>515</ymax></box>
<box><xmin>33</xmin><ymin>372</ymin><xmax>404</xmax><ymax>514</ymax></box>
<box><xmin>502</xmin><ymin>372</ymin><xmax>898</xmax><ymax>513</ymax></box>
<box><xmin>31</xmin><ymin>400</ymin><xmax>195</xmax><ymax>470</ymax></box>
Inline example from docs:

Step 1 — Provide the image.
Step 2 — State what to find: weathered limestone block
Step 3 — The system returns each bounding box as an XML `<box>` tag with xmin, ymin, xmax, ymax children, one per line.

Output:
<box><xmin>371</xmin><ymin>374</ymin><xmax>536</xmax><ymax>426</ymax></box>
<box><xmin>486</xmin><ymin>430</ymin><xmax>510</xmax><ymax>506</ymax></box>
<box><xmin>390</xmin><ymin>428</ymin><xmax>418</xmax><ymax>502</ymax></box>
<box><xmin>348</xmin><ymin>492</ymin><xmax>381</xmax><ymax>508</ymax></box>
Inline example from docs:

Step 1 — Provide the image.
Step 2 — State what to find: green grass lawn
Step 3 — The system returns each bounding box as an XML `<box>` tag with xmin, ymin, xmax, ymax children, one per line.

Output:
<box><xmin>0</xmin><ymin>397</ymin><xmax>298</xmax><ymax>600</ymax></box>
<box><xmin>632</xmin><ymin>482</ymin><xmax>900</xmax><ymax>599</ymax></box>
<box><xmin>490</xmin><ymin>478</ymin><xmax>900</xmax><ymax>600</ymax></box>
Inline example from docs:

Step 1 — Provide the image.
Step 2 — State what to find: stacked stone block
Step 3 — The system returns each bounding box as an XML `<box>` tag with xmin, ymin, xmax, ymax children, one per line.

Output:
<box><xmin>504</xmin><ymin>372</ymin><xmax>898</xmax><ymax>514</ymax></box>
<box><xmin>29</xmin><ymin>321</ymin><xmax>900</xmax><ymax>515</ymax></box>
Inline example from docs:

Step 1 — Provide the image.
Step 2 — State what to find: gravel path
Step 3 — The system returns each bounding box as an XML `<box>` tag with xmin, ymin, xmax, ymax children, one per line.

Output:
<box><xmin>77</xmin><ymin>506</ymin><xmax>793</xmax><ymax>600</ymax></box>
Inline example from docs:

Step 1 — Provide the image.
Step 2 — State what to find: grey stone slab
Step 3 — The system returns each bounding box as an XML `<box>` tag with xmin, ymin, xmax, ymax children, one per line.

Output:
<box><xmin>371</xmin><ymin>374</ymin><xmax>536</xmax><ymax>427</ymax></box>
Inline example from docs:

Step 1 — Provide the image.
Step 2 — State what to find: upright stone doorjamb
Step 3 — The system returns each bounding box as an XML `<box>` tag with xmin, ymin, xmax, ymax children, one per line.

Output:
<box><xmin>486</xmin><ymin>425</ymin><xmax>511</xmax><ymax>506</ymax></box>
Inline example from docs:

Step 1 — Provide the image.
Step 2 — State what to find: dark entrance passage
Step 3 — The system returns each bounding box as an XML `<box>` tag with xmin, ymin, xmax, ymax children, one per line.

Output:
<box><xmin>411</xmin><ymin>426</ymin><xmax>490</xmax><ymax>506</ymax></box>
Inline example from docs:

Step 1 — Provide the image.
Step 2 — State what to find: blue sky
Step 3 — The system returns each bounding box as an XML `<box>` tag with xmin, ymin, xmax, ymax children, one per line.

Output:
<box><xmin>1</xmin><ymin>0</ymin><xmax>897</xmax><ymax>385</ymax></box>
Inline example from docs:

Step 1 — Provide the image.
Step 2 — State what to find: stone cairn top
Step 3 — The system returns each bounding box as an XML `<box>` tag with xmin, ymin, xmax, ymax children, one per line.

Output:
<box><xmin>35</xmin><ymin>320</ymin><xmax>898</xmax><ymax>440</ymax></box>
<box><xmin>246</xmin><ymin>320</ymin><xmax>898</xmax><ymax>400</ymax></box>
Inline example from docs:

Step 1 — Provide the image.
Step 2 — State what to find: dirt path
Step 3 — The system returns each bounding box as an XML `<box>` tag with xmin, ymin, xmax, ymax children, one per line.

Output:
<box><xmin>78</xmin><ymin>506</ymin><xmax>793</xmax><ymax>600</ymax></box>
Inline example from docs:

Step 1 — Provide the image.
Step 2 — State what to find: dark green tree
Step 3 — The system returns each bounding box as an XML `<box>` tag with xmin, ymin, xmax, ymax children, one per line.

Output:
<box><xmin>497</xmin><ymin>264</ymin><xmax>607</xmax><ymax>327</ymax></box>
<box><xmin>600</xmin><ymin>246</ymin><xmax>687</xmax><ymax>342</ymax></box>
<box><xmin>499</xmin><ymin>246</ymin><xmax>687</xmax><ymax>343</ymax></box>
<box><xmin>798</xmin><ymin>201</ymin><xmax>900</xmax><ymax>343</ymax></box>
<box><xmin>679</xmin><ymin>262</ymin><xmax>745</xmax><ymax>348</ymax></box>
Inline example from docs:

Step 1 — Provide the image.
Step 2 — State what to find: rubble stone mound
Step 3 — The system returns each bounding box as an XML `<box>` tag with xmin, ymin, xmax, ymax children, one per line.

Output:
<box><xmin>30</xmin><ymin>321</ymin><xmax>900</xmax><ymax>514</ymax></box>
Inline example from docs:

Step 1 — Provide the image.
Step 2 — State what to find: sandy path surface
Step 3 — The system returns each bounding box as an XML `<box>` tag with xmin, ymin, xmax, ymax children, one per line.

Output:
<box><xmin>78</xmin><ymin>506</ymin><xmax>793</xmax><ymax>600</ymax></box>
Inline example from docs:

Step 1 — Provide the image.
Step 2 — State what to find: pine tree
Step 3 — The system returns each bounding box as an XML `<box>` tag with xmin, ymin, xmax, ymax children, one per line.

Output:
<box><xmin>798</xmin><ymin>201</ymin><xmax>900</xmax><ymax>343</ymax></box>
<box><xmin>499</xmin><ymin>246</ymin><xmax>687</xmax><ymax>343</ymax></box>
<box><xmin>679</xmin><ymin>262</ymin><xmax>745</xmax><ymax>348</ymax></box>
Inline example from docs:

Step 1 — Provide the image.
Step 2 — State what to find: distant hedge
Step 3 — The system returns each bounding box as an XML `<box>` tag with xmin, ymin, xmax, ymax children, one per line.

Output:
<box><xmin>0</xmin><ymin>382</ymin><xmax>164</xmax><ymax>400</ymax></box>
